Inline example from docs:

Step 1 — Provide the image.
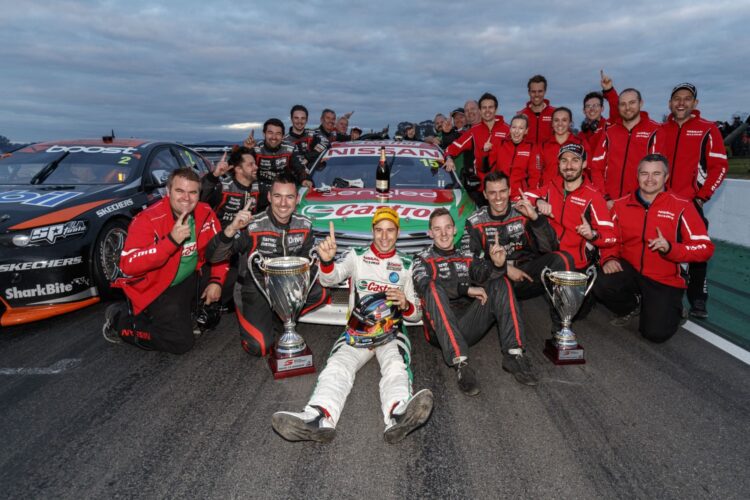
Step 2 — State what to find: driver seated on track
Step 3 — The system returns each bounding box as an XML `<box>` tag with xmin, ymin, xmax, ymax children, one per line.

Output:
<box><xmin>272</xmin><ymin>207</ymin><xmax>434</xmax><ymax>444</ymax></box>
<box><xmin>102</xmin><ymin>168</ymin><xmax>227</xmax><ymax>354</ymax></box>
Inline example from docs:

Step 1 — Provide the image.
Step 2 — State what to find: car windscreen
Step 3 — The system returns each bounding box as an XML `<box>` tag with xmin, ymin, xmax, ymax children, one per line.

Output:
<box><xmin>311</xmin><ymin>154</ymin><xmax>459</xmax><ymax>190</ymax></box>
<box><xmin>0</xmin><ymin>149</ymin><xmax>139</xmax><ymax>185</ymax></box>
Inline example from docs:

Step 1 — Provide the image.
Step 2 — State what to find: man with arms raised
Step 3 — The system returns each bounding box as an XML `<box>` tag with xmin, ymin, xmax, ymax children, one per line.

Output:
<box><xmin>577</xmin><ymin>70</ymin><xmax>620</xmax><ymax>150</ymax></box>
<box><xmin>206</xmin><ymin>173</ymin><xmax>328</xmax><ymax>356</ymax></box>
<box><xmin>272</xmin><ymin>207</ymin><xmax>433</xmax><ymax>444</ymax></box>
<box><xmin>103</xmin><ymin>168</ymin><xmax>226</xmax><ymax>353</ymax></box>
<box><xmin>590</xmin><ymin>88</ymin><xmax>659</xmax><ymax>208</ymax></box>
<box><xmin>652</xmin><ymin>83</ymin><xmax>728</xmax><ymax>319</ymax></box>
<box><xmin>415</xmin><ymin>208</ymin><xmax>536</xmax><ymax>396</ymax></box>
<box><xmin>593</xmin><ymin>154</ymin><xmax>714</xmax><ymax>342</ymax></box>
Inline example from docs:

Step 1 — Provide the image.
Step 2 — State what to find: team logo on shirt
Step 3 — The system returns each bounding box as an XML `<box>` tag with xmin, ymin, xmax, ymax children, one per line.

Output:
<box><xmin>389</xmin><ymin>272</ymin><xmax>399</xmax><ymax>283</ymax></box>
<box><xmin>182</xmin><ymin>242</ymin><xmax>197</xmax><ymax>256</ymax></box>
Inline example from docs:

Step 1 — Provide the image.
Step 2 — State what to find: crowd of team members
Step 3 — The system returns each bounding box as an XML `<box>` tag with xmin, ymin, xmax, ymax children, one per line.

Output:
<box><xmin>101</xmin><ymin>71</ymin><xmax>725</xmax><ymax>443</ymax></box>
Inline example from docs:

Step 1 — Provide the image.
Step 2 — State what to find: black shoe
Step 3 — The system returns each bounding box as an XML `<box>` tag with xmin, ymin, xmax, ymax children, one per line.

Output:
<box><xmin>271</xmin><ymin>406</ymin><xmax>336</xmax><ymax>443</ymax></box>
<box><xmin>502</xmin><ymin>352</ymin><xmax>538</xmax><ymax>386</ymax></box>
<box><xmin>102</xmin><ymin>303</ymin><xmax>122</xmax><ymax>344</ymax></box>
<box><xmin>384</xmin><ymin>389</ymin><xmax>434</xmax><ymax>444</ymax></box>
<box><xmin>689</xmin><ymin>299</ymin><xmax>708</xmax><ymax>319</ymax></box>
<box><xmin>456</xmin><ymin>361</ymin><xmax>480</xmax><ymax>396</ymax></box>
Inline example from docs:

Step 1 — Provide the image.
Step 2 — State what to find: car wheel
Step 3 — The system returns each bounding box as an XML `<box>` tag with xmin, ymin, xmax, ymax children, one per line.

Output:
<box><xmin>92</xmin><ymin>218</ymin><xmax>129</xmax><ymax>298</ymax></box>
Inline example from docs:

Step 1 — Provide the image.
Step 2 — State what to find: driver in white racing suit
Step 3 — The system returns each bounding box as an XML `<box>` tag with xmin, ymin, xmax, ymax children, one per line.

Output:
<box><xmin>272</xmin><ymin>207</ymin><xmax>434</xmax><ymax>444</ymax></box>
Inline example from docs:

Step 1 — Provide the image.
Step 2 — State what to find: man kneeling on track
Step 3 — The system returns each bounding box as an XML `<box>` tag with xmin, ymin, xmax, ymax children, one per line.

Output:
<box><xmin>272</xmin><ymin>207</ymin><xmax>433</xmax><ymax>444</ymax></box>
<box><xmin>206</xmin><ymin>173</ymin><xmax>328</xmax><ymax>357</ymax></box>
<box><xmin>593</xmin><ymin>154</ymin><xmax>714</xmax><ymax>343</ymax></box>
<box><xmin>102</xmin><ymin>168</ymin><xmax>227</xmax><ymax>354</ymax></box>
<box><xmin>415</xmin><ymin>208</ymin><xmax>537</xmax><ymax>396</ymax></box>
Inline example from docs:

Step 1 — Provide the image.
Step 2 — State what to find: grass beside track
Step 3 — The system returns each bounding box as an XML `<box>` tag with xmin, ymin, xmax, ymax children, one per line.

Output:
<box><xmin>728</xmin><ymin>157</ymin><xmax>750</xmax><ymax>179</ymax></box>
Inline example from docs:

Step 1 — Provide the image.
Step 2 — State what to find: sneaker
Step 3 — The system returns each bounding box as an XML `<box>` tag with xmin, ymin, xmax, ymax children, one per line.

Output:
<box><xmin>384</xmin><ymin>389</ymin><xmax>434</xmax><ymax>444</ymax></box>
<box><xmin>271</xmin><ymin>406</ymin><xmax>336</xmax><ymax>443</ymax></box>
<box><xmin>456</xmin><ymin>360</ymin><xmax>480</xmax><ymax>396</ymax></box>
<box><xmin>502</xmin><ymin>352</ymin><xmax>538</xmax><ymax>386</ymax></box>
<box><xmin>689</xmin><ymin>299</ymin><xmax>708</xmax><ymax>319</ymax></box>
<box><xmin>102</xmin><ymin>303</ymin><xmax>122</xmax><ymax>344</ymax></box>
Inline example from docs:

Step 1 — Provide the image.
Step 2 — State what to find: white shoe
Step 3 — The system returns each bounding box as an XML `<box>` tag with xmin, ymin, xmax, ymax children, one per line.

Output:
<box><xmin>272</xmin><ymin>406</ymin><xmax>336</xmax><ymax>443</ymax></box>
<box><xmin>384</xmin><ymin>389</ymin><xmax>434</xmax><ymax>444</ymax></box>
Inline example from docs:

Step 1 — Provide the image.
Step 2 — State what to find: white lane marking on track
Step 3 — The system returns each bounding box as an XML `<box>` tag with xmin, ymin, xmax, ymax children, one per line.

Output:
<box><xmin>0</xmin><ymin>358</ymin><xmax>82</xmax><ymax>375</ymax></box>
<box><xmin>683</xmin><ymin>321</ymin><xmax>750</xmax><ymax>366</ymax></box>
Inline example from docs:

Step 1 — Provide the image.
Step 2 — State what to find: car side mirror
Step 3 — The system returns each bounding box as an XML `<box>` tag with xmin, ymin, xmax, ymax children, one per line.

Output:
<box><xmin>144</xmin><ymin>169</ymin><xmax>168</xmax><ymax>190</ymax></box>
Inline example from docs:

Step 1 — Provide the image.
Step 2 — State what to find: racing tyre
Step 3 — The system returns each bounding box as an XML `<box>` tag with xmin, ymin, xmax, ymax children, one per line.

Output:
<box><xmin>92</xmin><ymin>218</ymin><xmax>129</xmax><ymax>299</ymax></box>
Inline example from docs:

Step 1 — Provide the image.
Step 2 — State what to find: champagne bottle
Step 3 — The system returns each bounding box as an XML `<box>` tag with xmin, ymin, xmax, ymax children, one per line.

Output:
<box><xmin>376</xmin><ymin>147</ymin><xmax>389</xmax><ymax>193</ymax></box>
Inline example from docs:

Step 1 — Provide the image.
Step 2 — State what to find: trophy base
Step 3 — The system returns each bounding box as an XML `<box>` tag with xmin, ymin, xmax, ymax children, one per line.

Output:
<box><xmin>544</xmin><ymin>338</ymin><xmax>586</xmax><ymax>365</ymax></box>
<box><xmin>268</xmin><ymin>345</ymin><xmax>316</xmax><ymax>379</ymax></box>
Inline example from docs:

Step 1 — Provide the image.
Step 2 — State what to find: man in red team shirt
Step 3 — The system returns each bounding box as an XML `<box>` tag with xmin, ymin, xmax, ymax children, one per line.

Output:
<box><xmin>651</xmin><ymin>83</ymin><xmax>728</xmax><ymax>319</ymax></box>
<box><xmin>593</xmin><ymin>154</ymin><xmax>714</xmax><ymax>342</ymax></box>
<box><xmin>527</xmin><ymin>143</ymin><xmax>617</xmax><ymax>272</ymax></box>
<box><xmin>577</xmin><ymin>70</ymin><xmax>620</xmax><ymax>150</ymax></box>
<box><xmin>445</xmin><ymin>92</ymin><xmax>510</xmax><ymax>206</ymax></box>
<box><xmin>517</xmin><ymin>74</ymin><xmax>555</xmax><ymax>146</ymax></box>
<box><xmin>590</xmin><ymin>88</ymin><xmax>659</xmax><ymax>208</ymax></box>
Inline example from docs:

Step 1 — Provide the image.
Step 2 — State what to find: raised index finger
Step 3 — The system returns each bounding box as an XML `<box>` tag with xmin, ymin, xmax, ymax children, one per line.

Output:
<box><xmin>600</xmin><ymin>68</ymin><xmax>605</xmax><ymax>79</ymax></box>
<box><xmin>329</xmin><ymin>221</ymin><xmax>336</xmax><ymax>241</ymax></box>
<box><xmin>244</xmin><ymin>198</ymin><xmax>254</xmax><ymax>211</ymax></box>
<box><xmin>221</xmin><ymin>151</ymin><xmax>227</xmax><ymax>162</ymax></box>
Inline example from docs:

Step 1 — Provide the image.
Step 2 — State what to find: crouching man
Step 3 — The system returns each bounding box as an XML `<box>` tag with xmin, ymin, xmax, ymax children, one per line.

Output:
<box><xmin>102</xmin><ymin>168</ymin><xmax>227</xmax><ymax>353</ymax></box>
<box><xmin>272</xmin><ymin>207</ymin><xmax>433</xmax><ymax>444</ymax></box>
<box><xmin>415</xmin><ymin>208</ymin><xmax>537</xmax><ymax>396</ymax></box>
<box><xmin>593</xmin><ymin>154</ymin><xmax>714</xmax><ymax>342</ymax></box>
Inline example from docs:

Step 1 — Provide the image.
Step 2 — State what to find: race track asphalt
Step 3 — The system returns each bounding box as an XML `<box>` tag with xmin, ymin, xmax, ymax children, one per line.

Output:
<box><xmin>1</xmin><ymin>297</ymin><xmax>748</xmax><ymax>499</ymax></box>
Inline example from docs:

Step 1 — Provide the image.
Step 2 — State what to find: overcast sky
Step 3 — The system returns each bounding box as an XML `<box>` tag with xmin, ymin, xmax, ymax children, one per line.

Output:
<box><xmin>1</xmin><ymin>0</ymin><xmax>747</xmax><ymax>143</ymax></box>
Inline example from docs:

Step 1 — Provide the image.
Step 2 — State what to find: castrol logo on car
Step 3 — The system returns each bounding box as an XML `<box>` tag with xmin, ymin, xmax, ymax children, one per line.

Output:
<box><xmin>301</xmin><ymin>203</ymin><xmax>436</xmax><ymax>221</ymax></box>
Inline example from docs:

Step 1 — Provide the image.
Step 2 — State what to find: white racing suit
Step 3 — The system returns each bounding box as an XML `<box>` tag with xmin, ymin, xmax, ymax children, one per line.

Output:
<box><xmin>306</xmin><ymin>244</ymin><xmax>421</xmax><ymax>427</ymax></box>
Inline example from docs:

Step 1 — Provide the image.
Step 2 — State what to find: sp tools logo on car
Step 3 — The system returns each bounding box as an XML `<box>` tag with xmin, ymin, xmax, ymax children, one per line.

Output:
<box><xmin>29</xmin><ymin>221</ymin><xmax>87</xmax><ymax>244</ymax></box>
<box><xmin>302</xmin><ymin>203</ymin><xmax>433</xmax><ymax>221</ymax></box>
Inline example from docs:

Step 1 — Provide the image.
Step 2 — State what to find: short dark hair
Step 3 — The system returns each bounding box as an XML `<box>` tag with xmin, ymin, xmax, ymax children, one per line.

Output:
<box><xmin>428</xmin><ymin>207</ymin><xmax>453</xmax><ymax>228</ymax></box>
<box><xmin>553</xmin><ymin>106</ymin><xmax>573</xmax><ymax>122</ymax></box>
<box><xmin>583</xmin><ymin>91</ymin><xmax>604</xmax><ymax>107</ymax></box>
<box><xmin>478</xmin><ymin>92</ymin><xmax>498</xmax><ymax>109</ymax></box>
<box><xmin>229</xmin><ymin>146</ymin><xmax>254</xmax><ymax>167</ymax></box>
<box><xmin>167</xmin><ymin>167</ymin><xmax>200</xmax><ymax>188</ymax></box>
<box><xmin>321</xmin><ymin>108</ymin><xmax>335</xmax><ymax>119</ymax></box>
<box><xmin>527</xmin><ymin>74</ymin><xmax>547</xmax><ymax>90</ymax></box>
<box><xmin>620</xmin><ymin>88</ymin><xmax>643</xmax><ymax>102</ymax></box>
<box><xmin>290</xmin><ymin>104</ymin><xmax>308</xmax><ymax>119</ymax></box>
<box><xmin>638</xmin><ymin>153</ymin><xmax>669</xmax><ymax>174</ymax></box>
<box><xmin>263</xmin><ymin>118</ymin><xmax>285</xmax><ymax>134</ymax></box>
<box><xmin>483</xmin><ymin>171</ymin><xmax>510</xmax><ymax>191</ymax></box>
<box><xmin>271</xmin><ymin>172</ymin><xmax>298</xmax><ymax>191</ymax></box>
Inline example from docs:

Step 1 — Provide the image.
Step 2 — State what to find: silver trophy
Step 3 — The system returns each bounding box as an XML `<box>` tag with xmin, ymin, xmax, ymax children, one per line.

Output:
<box><xmin>249</xmin><ymin>251</ymin><xmax>319</xmax><ymax>377</ymax></box>
<box><xmin>541</xmin><ymin>267</ymin><xmax>596</xmax><ymax>364</ymax></box>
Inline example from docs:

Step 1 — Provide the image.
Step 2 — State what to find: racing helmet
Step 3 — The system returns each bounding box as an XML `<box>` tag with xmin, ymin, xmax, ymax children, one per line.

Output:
<box><xmin>345</xmin><ymin>292</ymin><xmax>402</xmax><ymax>348</ymax></box>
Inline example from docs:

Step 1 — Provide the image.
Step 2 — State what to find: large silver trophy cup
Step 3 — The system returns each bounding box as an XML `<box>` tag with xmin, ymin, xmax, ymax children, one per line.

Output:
<box><xmin>541</xmin><ymin>267</ymin><xmax>596</xmax><ymax>365</ymax></box>
<box><xmin>249</xmin><ymin>251</ymin><xmax>318</xmax><ymax>378</ymax></box>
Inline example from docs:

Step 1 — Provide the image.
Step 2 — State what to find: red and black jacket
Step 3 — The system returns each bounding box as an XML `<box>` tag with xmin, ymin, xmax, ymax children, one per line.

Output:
<box><xmin>445</xmin><ymin>116</ymin><xmax>510</xmax><ymax>191</ymax></box>
<box><xmin>117</xmin><ymin>198</ymin><xmax>227</xmax><ymax>315</ymax></box>
<box><xmin>200</xmin><ymin>172</ymin><xmax>259</xmax><ymax>228</ymax></box>
<box><xmin>538</xmin><ymin>134</ymin><xmax>591</xmax><ymax>187</ymax></box>
<box><xmin>577</xmin><ymin>87</ymin><xmax>620</xmax><ymax>150</ymax></box>
<box><xmin>488</xmin><ymin>138</ymin><xmax>541</xmax><ymax>192</ymax></box>
<box><xmin>590</xmin><ymin>112</ymin><xmax>659</xmax><ymax>201</ymax></box>
<box><xmin>651</xmin><ymin>110</ymin><xmax>728</xmax><ymax>202</ymax></box>
<box><xmin>601</xmin><ymin>190</ymin><xmax>714</xmax><ymax>288</ymax></box>
<box><xmin>517</xmin><ymin>99</ymin><xmax>555</xmax><ymax>145</ymax></box>
<box><xmin>526</xmin><ymin>178</ymin><xmax>617</xmax><ymax>269</ymax></box>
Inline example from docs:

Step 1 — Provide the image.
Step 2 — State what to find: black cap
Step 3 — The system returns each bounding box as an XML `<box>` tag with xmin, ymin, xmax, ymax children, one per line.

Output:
<box><xmin>558</xmin><ymin>143</ymin><xmax>585</xmax><ymax>159</ymax></box>
<box><xmin>671</xmin><ymin>82</ymin><xmax>697</xmax><ymax>98</ymax></box>
<box><xmin>451</xmin><ymin>107</ymin><xmax>465</xmax><ymax>117</ymax></box>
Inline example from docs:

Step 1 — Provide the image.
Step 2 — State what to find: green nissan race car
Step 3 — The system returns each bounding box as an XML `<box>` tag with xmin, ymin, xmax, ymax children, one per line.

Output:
<box><xmin>297</xmin><ymin>139</ymin><xmax>476</xmax><ymax>325</ymax></box>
